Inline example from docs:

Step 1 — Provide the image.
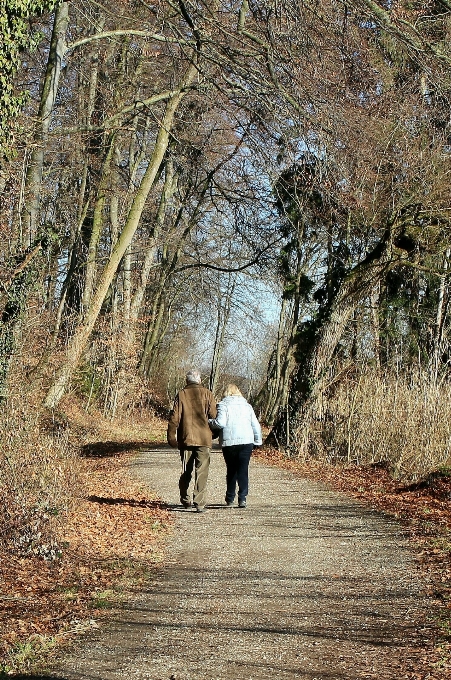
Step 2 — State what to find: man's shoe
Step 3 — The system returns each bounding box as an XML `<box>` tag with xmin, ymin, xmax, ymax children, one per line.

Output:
<box><xmin>181</xmin><ymin>500</ymin><xmax>193</xmax><ymax>509</ymax></box>
<box><xmin>238</xmin><ymin>500</ymin><xmax>246</xmax><ymax>508</ymax></box>
<box><xmin>225</xmin><ymin>497</ymin><xmax>234</xmax><ymax>507</ymax></box>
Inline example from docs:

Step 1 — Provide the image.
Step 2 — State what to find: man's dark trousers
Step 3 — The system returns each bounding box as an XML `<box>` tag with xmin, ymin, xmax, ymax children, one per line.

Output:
<box><xmin>179</xmin><ymin>446</ymin><xmax>210</xmax><ymax>508</ymax></box>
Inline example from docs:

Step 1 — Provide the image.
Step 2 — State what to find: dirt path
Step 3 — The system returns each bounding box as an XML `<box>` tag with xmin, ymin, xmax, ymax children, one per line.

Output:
<box><xmin>48</xmin><ymin>446</ymin><xmax>431</xmax><ymax>680</ymax></box>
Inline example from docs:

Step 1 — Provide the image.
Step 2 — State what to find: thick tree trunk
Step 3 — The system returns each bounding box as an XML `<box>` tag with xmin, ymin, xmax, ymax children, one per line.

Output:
<box><xmin>44</xmin><ymin>62</ymin><xmax>197</xmax><ymax>408</ymax></box>
<box><xmin>20</xmin><ymin>2</ymin><xmax>69</xmax><ymax>243</ymax></box>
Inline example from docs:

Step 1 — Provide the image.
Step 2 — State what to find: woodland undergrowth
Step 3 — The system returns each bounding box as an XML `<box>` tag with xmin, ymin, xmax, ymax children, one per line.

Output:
<box><xmin>0</xmin><ymin>379</ymin><xmax>170</xmax><ymax>675</ymax></box>
<box><xmin>299</xmin><ymin>369</ymin><xmax>451</xmax><ymax>481</ymax></box>
<box><xmin>2</xmin><ymin>365</ymin><xmax>451</xmax><ymax>675</ymax></box>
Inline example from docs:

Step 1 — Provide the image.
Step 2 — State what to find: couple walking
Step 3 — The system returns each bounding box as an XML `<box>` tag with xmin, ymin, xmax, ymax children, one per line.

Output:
<box><xmin>167</xmin><ymin>370</ymin><xmax>262</xmax><ymax>512</ymax></box>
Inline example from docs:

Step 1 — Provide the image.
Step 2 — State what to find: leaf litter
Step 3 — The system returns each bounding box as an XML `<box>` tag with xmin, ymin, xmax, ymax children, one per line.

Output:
<box><xmin>0</xmin><ymin>439</ymin><xmax>172</xmax><ymax>674</ymax></box>
<box><xmin>1</xmin><ymin>418</ymin><xmax>451</xmax><ymax>678</ymax></box>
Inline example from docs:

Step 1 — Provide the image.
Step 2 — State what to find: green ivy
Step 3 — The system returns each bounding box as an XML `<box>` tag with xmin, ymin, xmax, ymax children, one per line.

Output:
<box><xmin>0</xmin><ymin>0</ymin><xmax>61</xmax><ymax>160</ymax></box>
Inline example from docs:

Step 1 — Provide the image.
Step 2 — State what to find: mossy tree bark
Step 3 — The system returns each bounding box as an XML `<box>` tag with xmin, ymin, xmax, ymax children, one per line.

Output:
<box><xmin>20</xmin><ymin>2</ymin><xmax>69</xmax><ymax>244</ymax></box>
<box><xmin>0</xmin><ymin>2</ymin><xmax>68</xmax><ymax>397</ymax></box>
<box><xmin>269</xmin><ymin>223</ymin><xmax>410</xmax><ymax>452</ymax></box>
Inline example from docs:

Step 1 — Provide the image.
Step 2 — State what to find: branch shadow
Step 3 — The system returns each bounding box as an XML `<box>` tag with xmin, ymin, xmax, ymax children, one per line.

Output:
<box><xmin>86</xmin><ymin>495</ymin><xmax>170</xmax><ymax>510</ymax></box>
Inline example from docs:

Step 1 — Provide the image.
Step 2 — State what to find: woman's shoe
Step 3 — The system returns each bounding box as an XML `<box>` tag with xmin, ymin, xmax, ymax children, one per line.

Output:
<box><xmin>238</xmin><ymin>500</ymin><xmax>246</xmax><ymax>508</ymax></box>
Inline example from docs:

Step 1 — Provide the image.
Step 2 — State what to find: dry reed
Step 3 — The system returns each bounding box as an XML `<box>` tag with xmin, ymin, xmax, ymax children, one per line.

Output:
<box><xmin>303</xmin><ymin>370</ymin><xmax>451</xmax><ymax>481</ymax></box>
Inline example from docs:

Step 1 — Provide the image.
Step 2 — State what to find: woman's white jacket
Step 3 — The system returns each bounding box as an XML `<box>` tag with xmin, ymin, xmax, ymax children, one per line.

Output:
<box><xmin>209</xmin><ymin>395</ymin><xmax>262</xmax><ymax>447</ymax></box>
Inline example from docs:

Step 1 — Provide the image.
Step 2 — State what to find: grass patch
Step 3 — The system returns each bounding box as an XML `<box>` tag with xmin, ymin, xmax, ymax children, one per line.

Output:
<box><xmin>0</xmin><ymin>634</ymin><xmax>57</xmax><ymax>675</ymax></box>
<box><xmin>90</xmin><ymin>589</ymin><xmax>117</xmax><ymax>610</ymax></box>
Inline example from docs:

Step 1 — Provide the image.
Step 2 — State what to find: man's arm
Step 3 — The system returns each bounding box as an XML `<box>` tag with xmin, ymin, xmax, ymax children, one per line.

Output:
<box><xmin>167</xmin><ymin>394</ymin><xmax>181</xmax><ymax>448</ymax></box>
<box><xmin>208</xmin><ymin>400</ymin><xmax>225</xmax><ymax>429</ymax></box>
<box><xmin>207</xmin><ymin>391</ymin><xmax>217</xmax><ymax>420</ymax></box>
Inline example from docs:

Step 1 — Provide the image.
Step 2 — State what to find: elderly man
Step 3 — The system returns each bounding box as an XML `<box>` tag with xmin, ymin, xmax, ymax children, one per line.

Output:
<box><xmin>167</xmin><ymin>370</ymin><xmax>217</xmax><ymax>512</ymax></box>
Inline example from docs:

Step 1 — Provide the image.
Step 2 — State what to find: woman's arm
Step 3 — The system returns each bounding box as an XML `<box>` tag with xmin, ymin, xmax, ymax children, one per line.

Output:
<box><xmin>250</xmin><ymin>406</ymin><xmax>263</xmax><ymax>445</ymax></box>
<box><xmin>208</xmin><ymin>400</ymin><xmax>227</xmax><ymax>429</ymax></box>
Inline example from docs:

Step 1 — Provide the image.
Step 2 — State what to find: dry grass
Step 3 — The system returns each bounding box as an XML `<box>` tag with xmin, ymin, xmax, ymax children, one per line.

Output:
<box><xmin>0</xmin><ymin>379</ymin><xmax>170</xmax><ymax>673</ymax></box>
<box><xmin>0</xmin><ymin>310</ymin><xmax>168</xmax><ymax>559</ymax></box>
<box><xmin>307</xmin><ymin>369</ymin><xmax>451</xmax><ymax>480</ymax></box>
<box><xmin>0</xmin><ymin>391</ymin><xmax>80</xmax><ymax>558</ymax></box>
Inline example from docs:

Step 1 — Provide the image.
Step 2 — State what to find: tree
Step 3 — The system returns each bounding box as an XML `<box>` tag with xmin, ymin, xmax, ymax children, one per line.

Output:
<box><xmin>0</xmin><ymin>0</ymin><xmax>62</xmax><ymax>182</ymax></box>
<box><xmin>262</xmin><ymin>0</ymin><xmax>451</xmax><ymax>449</ymax></box>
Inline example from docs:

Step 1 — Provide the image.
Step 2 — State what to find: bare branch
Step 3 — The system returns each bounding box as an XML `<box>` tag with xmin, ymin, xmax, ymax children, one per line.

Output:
<box><xmin>349</xmin><ymin>0</ymin><xmax>451</xmax><ymax>66</ymax></box>
<box><xmin>66</xmin><ymin>30</ymin><xmax>194</xmax><ymax>53</ymax></box>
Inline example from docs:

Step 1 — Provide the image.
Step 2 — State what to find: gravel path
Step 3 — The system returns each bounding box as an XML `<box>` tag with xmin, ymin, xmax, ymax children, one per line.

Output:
<box><xmin>48</xmin><ymin>445</ymin><xmax>430</xmax><ymax>680</ymax></box>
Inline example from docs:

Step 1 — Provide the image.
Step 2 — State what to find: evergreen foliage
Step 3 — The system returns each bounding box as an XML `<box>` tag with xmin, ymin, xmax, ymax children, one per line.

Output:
<box><xmin>0</xmin><ymin>0</ymin><xmax>61</xmax><ymax>161</ymax></box>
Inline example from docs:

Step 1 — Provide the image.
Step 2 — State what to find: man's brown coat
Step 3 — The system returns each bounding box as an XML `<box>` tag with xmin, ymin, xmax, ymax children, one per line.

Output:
<box><xmin>167</xmin><ymin>383</ymin><xmax>217</xmax><ymax>449</ymax></box>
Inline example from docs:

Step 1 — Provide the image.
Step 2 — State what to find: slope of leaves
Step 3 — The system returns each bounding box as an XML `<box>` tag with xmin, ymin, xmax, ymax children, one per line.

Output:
<box><xmin>0</xmin><ymin>403</ymin><xmax>170</xmax><ymax>675</ymax></box>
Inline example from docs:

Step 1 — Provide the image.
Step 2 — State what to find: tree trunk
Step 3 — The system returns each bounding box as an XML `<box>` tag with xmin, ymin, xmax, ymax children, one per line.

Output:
<box><xmin>140</xmin><ymin>291</ymin><xmax>167</xmax><ymax>376</ymax></box>
<box><xmin>44</xmin><ymin>62</ymin><xmax>198</xmax><ymax>408</ymax></box>
<box><xmin>257</xmin><ymin>236</ymin><xmax>306</xmax><ymax>426</ymax></box>
<box><xmin>20</xmin><ymin>2</ymin><xmax>69</xmax><ymax>245</ymax></box>
<box><xmin>369</xmin><ymin>282</ymin><xmax>381</xmax><ymax>371</ymax></box>
<box><xmin>138</xmin><ymin>222</ymin><xmax>190</xmax><ymax>375</ymax></box>
<box><xmin>81</xmin><ymin>133</ymin><xmax>117</xmax><ymax>312</ymax></box>
<box><xmin>0</xmin><ymin>3</ymin><xmax>68</xmax><ymax>395</ymax></box>
<box><xmin>130</xmin><ymin>157</ymin><xmax>177</xmax><ymax>322</ymax></box>
<box><xmin>270</xmin><ymin>227</ymin><xmax>403</xmax><ymax>451</ymax></box>
<box><xmin>76</xmin><ymin>17</ymin><xmax>105</xmax><ymax>224</ymax></box>
<box><xmin>209</xmin><ymin>276</ymin><xmax>235</xmax><ymax>394</ymax></box>
<box><xmin>430</xmin><ymin>248</ymin><xmax>450</xmax><ymax>382</ymax></box>
<box><xmin>256</xmin><ymin>297</ymin><xmax>292</xmax><ymax>425</ymax></box>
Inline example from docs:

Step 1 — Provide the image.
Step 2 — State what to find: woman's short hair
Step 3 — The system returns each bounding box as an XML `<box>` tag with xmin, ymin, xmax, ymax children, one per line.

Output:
<box><xmin>223</xmin><ymin>383</ymin><xmax>243</xmax><ymax>397</ymax></box>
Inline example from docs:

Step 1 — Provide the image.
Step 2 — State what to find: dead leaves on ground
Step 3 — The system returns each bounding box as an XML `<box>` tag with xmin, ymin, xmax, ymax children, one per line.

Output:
<box><xmin>0</xmin><ymin>442</ymin><xmax>172</xmax><ymax>673</ymax></box>
<box><xmin>2</xmin><ymin>432</ymin><xmax>451</xmax><ymax>677</ymax></box>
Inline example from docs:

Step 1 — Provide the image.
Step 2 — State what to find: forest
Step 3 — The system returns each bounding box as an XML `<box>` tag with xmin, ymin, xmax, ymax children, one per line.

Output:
<box><xmin>1</xmin><ymin>0</ymin><xmax>451</xmax><ymax>667</ymax></box>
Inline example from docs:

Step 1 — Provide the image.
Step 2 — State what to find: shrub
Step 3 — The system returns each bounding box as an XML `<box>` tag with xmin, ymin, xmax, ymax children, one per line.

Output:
<box><xmin>304</xmin><ymin>369</ymin><xmax>451</xmax><ymax>481</ymax></box>
<box><xmin>0</xmin><ymin>395</ymin><xmax>79</xmax><ymax>557</ymax></box>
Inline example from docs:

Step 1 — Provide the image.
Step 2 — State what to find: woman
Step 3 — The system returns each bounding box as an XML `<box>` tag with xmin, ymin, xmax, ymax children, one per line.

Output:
<box><xmin>209</xmin><ymin>384</ymin><xmax>262</xmax><ymax>508</ymax></box>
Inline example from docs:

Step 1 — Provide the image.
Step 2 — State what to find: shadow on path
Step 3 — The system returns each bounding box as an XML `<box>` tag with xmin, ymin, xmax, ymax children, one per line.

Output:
<box><xmin>80</xmin><ymin>441</ymin><xmax>166</xmax><ymax>458</ymax></box>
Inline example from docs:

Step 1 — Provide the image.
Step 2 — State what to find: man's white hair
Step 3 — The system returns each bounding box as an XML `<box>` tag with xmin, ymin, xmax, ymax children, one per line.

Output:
<box><xmin>186</xmin><ymin>369</ymin><xmax>202</xmax><ymax>384</ymax></box>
